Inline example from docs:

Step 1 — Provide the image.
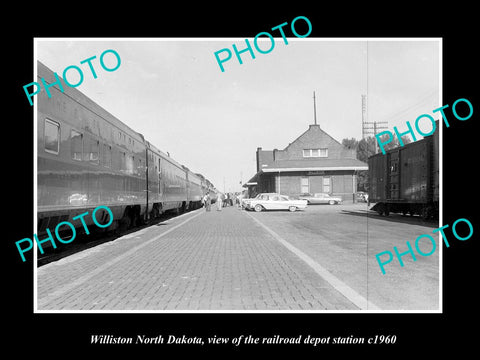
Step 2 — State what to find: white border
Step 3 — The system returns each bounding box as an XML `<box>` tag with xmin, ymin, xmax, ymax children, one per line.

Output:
<box><xmin>33</xmin><ymin>37</ymin><xmax>443</xmax><ymax>314</ymax></box>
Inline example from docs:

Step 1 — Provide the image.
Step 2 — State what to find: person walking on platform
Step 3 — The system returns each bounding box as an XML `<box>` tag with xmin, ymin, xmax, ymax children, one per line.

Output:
<box><xmin>203</xmin><ymin>193</ymin><xmax>211</xmax><ymax>212</ymax></box>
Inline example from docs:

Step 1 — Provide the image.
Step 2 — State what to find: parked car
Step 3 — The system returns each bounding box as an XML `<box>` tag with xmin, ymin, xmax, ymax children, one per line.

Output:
<box><xmin>355</xmin><ymin>191</ymin><xmax>369</xmax><ymax>203</ymax></box>
<box><xmin>245</xmin><ymin>193</ymin><xmax>308</xmax><ymax>212</ymax></box>
<box><xmin>298</xmin><ymin>192</ymin><xmax>342</xmax><ymax>205</ymax></box>
<box><xmin>241</xmin><ymin>195</ymin><xmax>257</xmax><ymax>209</ymax></box>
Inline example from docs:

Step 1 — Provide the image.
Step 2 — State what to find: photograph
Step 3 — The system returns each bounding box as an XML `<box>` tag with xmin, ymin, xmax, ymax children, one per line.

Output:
<box><xmin>32</xmin><ymin>38</ymin><xmax>440</xmax><ymax>312</ymax></box>
<box><xmin>6</xmin><ymin>8</ymin><xmax>478</xmax><ymax>355</ymax></box>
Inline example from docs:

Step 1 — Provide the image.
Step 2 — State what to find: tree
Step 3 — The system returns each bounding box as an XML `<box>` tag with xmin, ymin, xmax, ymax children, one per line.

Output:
<box><xmin>376</xmin><ymin>133</ymin><xmax>412</xmax><ymax>153</ymax></box>
<box><xmin>341</xmin><ymin>138</ymin><xmax>358</xmax><ymax>150</ymax></box>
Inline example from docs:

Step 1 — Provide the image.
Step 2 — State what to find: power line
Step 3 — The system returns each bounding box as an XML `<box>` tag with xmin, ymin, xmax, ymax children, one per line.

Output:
<box><xmin>375</xmin><ymin>89</ymin><xmax>439</xmax><ymax>125</ymax></box>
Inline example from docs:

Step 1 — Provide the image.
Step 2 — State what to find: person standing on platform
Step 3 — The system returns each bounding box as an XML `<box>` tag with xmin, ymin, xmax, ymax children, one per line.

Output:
<box><xmin>203</xmin><ymin>192</ymin><xmax>211</xmax><ymax>212</ymax></box>
<box><xmin>217</xmin><ymin>193</ymin><xmax>223</xmax><ymax>211</ymax></box>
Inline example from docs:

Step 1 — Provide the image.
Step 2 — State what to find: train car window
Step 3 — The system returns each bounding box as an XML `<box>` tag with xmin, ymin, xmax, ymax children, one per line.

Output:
<box><xmin>87</xmin><ymin>138</ymin><xmax>99</xmax><ymax>164</ymax></box>
<box><xmin>121</xmin><ymin>152</ymin><xmax>126</xmax><ymax>171</ymax></box>
<box><xmin>71</xmin><ymin>130</ymin><xmax>83</xmax><ymax>161</ymax></box>
<box><xmin>126</xmin><ymin>154</ymin><xmax>134</xmax><ymax>174</ymax></box>
<box><xmin>44</xmin><ymin>119</ymin><xmax>60</xmax><ymax>154</ymax></box>
<box><xmin>102</xmin><ymin>144</ymin><xmax>112</xmax><ymax>168</ymax></box>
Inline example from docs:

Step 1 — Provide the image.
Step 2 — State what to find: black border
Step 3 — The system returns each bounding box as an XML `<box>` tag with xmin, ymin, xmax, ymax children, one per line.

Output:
<box><xmin>7</xmin><ymin>6</ymin><xmax>478</xmax><ymax>355</ymax></box>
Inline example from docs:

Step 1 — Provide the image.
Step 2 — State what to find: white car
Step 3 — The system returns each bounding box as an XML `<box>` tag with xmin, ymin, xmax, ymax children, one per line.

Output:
<box><xmin>246</xmin><ymin>193</ymin><xmax>308</xmax><ymax>212</ymax></box>
<box><xmin>298</xmin><ymin>192</ymin><xmax>342</xmax><ymax>205</ymax></box>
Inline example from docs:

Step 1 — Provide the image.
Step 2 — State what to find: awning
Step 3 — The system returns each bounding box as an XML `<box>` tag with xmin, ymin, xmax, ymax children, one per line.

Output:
<box><xmin>262</xmin><ymin>166</ymin><xmax>368</xmax><ymax>172</ymax></box>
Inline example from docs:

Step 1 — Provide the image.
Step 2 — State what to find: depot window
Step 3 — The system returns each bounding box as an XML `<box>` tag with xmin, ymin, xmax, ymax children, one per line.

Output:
<box><xmin>44</xmin><ymin>119</ymin><xmax>60</xmax><ymax>154</ymax></box>
<box><xmin>301</xmin><ymin>177</ymin><xmax>309</xmax><ymax>193</ymax></box>
<box><xmin>303</xmin><ymin>148</ymin><xmax>328</xmax><ymax>158</ymax></box>
<box><xmin>323</xmin><ymin>177</ymin><xmax>331</xmax><ymax>193</ymax></box>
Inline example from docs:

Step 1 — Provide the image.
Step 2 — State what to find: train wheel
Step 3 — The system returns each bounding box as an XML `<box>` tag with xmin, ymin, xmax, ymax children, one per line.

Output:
<box><xmin>151</xmin><ymin>205</ymin><xmax>160</xmax><ymax>219</ymax></box>
<box><xmin>131</xmin><ymin>206</ymin><xmax>141</xmax><ymax>227</ymax></box>
<box><xmin>421</xmin><ymin>206</ymin><xmax>430</xmax><ymax>220</ymax></box>
<box><xmin>119</xmin><ymin>207</ymin><xmax>132</xmax><ymax>231</ymax></box>
<box><xmin>375</xmin><ymin>203</ymin><xmax>385</xmax><ymax>216</ymax></box>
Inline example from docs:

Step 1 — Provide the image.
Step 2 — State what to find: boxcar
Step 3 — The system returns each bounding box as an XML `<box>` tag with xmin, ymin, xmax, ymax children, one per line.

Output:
<box><xmin>368</xmin><ymin>124</ymin><xmax>439</xmax><ymax>219</ymax></box>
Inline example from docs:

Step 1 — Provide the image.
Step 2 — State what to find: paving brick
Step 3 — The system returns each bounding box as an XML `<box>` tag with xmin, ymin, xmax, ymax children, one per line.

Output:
<box><xmin>37</xmin><ymin>207</ymin><xmax>358</xmax><ymax>311</ymax></box>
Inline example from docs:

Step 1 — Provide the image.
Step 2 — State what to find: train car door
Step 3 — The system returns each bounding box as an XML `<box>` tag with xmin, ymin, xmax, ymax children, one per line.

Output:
<box><xmin>386</xmin><ymin>151</ymin><xmax>400</xmax><ymax>200</ymax></box>
<box><xmin>158</xmin><ymin>157</ymin><xmax>164</xmax><ymax>199</ymax></box>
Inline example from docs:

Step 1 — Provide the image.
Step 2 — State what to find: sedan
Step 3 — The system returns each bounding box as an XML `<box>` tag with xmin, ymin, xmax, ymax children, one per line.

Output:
<box><xmin>246</xmin><ymin>193</ymin><xmax>308</xmax><ymax>212</ymax></box>
<box><xmin>298</xmin><ymin>192</ymin><xmax>342</xmax><ymax>205</ymax></box>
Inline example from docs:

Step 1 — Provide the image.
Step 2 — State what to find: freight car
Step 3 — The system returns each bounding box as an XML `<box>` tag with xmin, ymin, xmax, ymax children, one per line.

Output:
<box><xmin>368</xmin><ymin>122</ymin><xmax>439</xmax><ymax>219</ymax></box>
<box><xmin>37</xmin><ymin>61</ymin><xmax>213</xmax><ymax>235</ymax></box>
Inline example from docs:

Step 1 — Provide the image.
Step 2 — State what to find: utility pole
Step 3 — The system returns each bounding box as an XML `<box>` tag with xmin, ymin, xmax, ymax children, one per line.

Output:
<box><xmin>313</xmin><ymin>91</ymin><xmax>317</xmax><ymax>126</ymax></box>
<box><xmin>361</xmin><ymin>94</ymin><xmax>367</xmax><ymax>139</ymax></box>
<box><xmin>363</xmin><ymin>120</ymin><xmax>388</xmax><ymax>154</ymax></box>
<box><xmin>361</xmin><ymin>94</ymin><xmax>388</xmax><ymax>154</ymax></box>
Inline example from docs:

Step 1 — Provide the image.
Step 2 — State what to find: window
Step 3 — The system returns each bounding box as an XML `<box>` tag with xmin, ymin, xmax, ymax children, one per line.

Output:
<box><xmin>301</xmin><ymin>177</ymin><xmax>309</xmax><ymax>193</ymax></box>
<box><xmin>126</xmin><ymin>155</ymin><xmax>134</xmax><ymax>174</ymax></box>
<box><xmin>44</xmin><ymin>119</ymin><xmax>60</xmax><ymax>154</ymax></box>
<box><xmin>303</xmin><ymin>148</ymin><xmax>328</xmax><ymax>158</ymax></box>
<box><xmin>71</xmin><ymin>130</ymin><xmax>83</xmax><ymax>161</ymax></box>
<box><xmin>102</xmin><ymin>144</ymin><xmax>112</xmax><ymax>167</ymax></box>
<box><xmin>86</xmin><ymin>138</ymin><xmax>99</xmax><ymax>164</ymax></box>
<box><xmin>323</xmin><ymin>177</ymin><xmax>331</xmax><ymax>193</ymax></box>
<box><xmin>319</xmin><ymin>148</ymin><xmax>328</xmax><ymax>157</ymax></box>
<box><xmin>120</xmin><ymin>152</ymin><xmax>126</xmax><ymax>171</ymax></box>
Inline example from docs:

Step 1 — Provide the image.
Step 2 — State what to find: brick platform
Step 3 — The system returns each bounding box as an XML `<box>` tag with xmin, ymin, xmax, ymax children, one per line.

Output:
<box><xmin>36</xmin><ymin>206</ymin><xmax>358</xmax><ymax>311</ymax></box>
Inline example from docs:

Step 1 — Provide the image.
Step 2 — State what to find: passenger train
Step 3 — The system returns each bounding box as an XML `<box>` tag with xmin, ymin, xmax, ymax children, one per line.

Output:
<box><xmin>37</xmin><ymin>61</ymin><xmax>217</xmax><ymax>235</ymax></box>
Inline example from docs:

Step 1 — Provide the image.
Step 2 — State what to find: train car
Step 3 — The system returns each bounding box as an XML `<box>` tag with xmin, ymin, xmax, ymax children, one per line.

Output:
<box><xmin>368</xmin><ymin>124</ymin><xmax>439</xmax><ymax>219</ymax></box>
<box><xmin>145</xmin><ymin>141</ymin><xmax>190</xmax><ymax>218</ymax></box>
<box><xmin>185</xmin><ymin>169</ymin><xmax>204</xmax><ymax>210</ymax></box>
<box><xmin>37</xmin><ymin>61</ymin><xmax>214</xmax><ymax>235</ymax></box>
<box><xmin>37</xmin><ymin>61</ymin><xmax>148</xmax><ymax>233</ymax></box>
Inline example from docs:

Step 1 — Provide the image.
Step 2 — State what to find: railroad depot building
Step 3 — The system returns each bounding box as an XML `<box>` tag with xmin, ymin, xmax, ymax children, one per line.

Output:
<box><xmin>245</xmin><ymin>124</ymin><xmax>368</xmax><ymax>202</ymax></box>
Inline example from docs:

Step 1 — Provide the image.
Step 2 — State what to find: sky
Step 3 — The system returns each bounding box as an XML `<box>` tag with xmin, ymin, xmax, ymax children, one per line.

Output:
<box><xmin>36</xmin><ymin>38</ymin><xmax>440</xmax><ymax>193</ymax></box>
